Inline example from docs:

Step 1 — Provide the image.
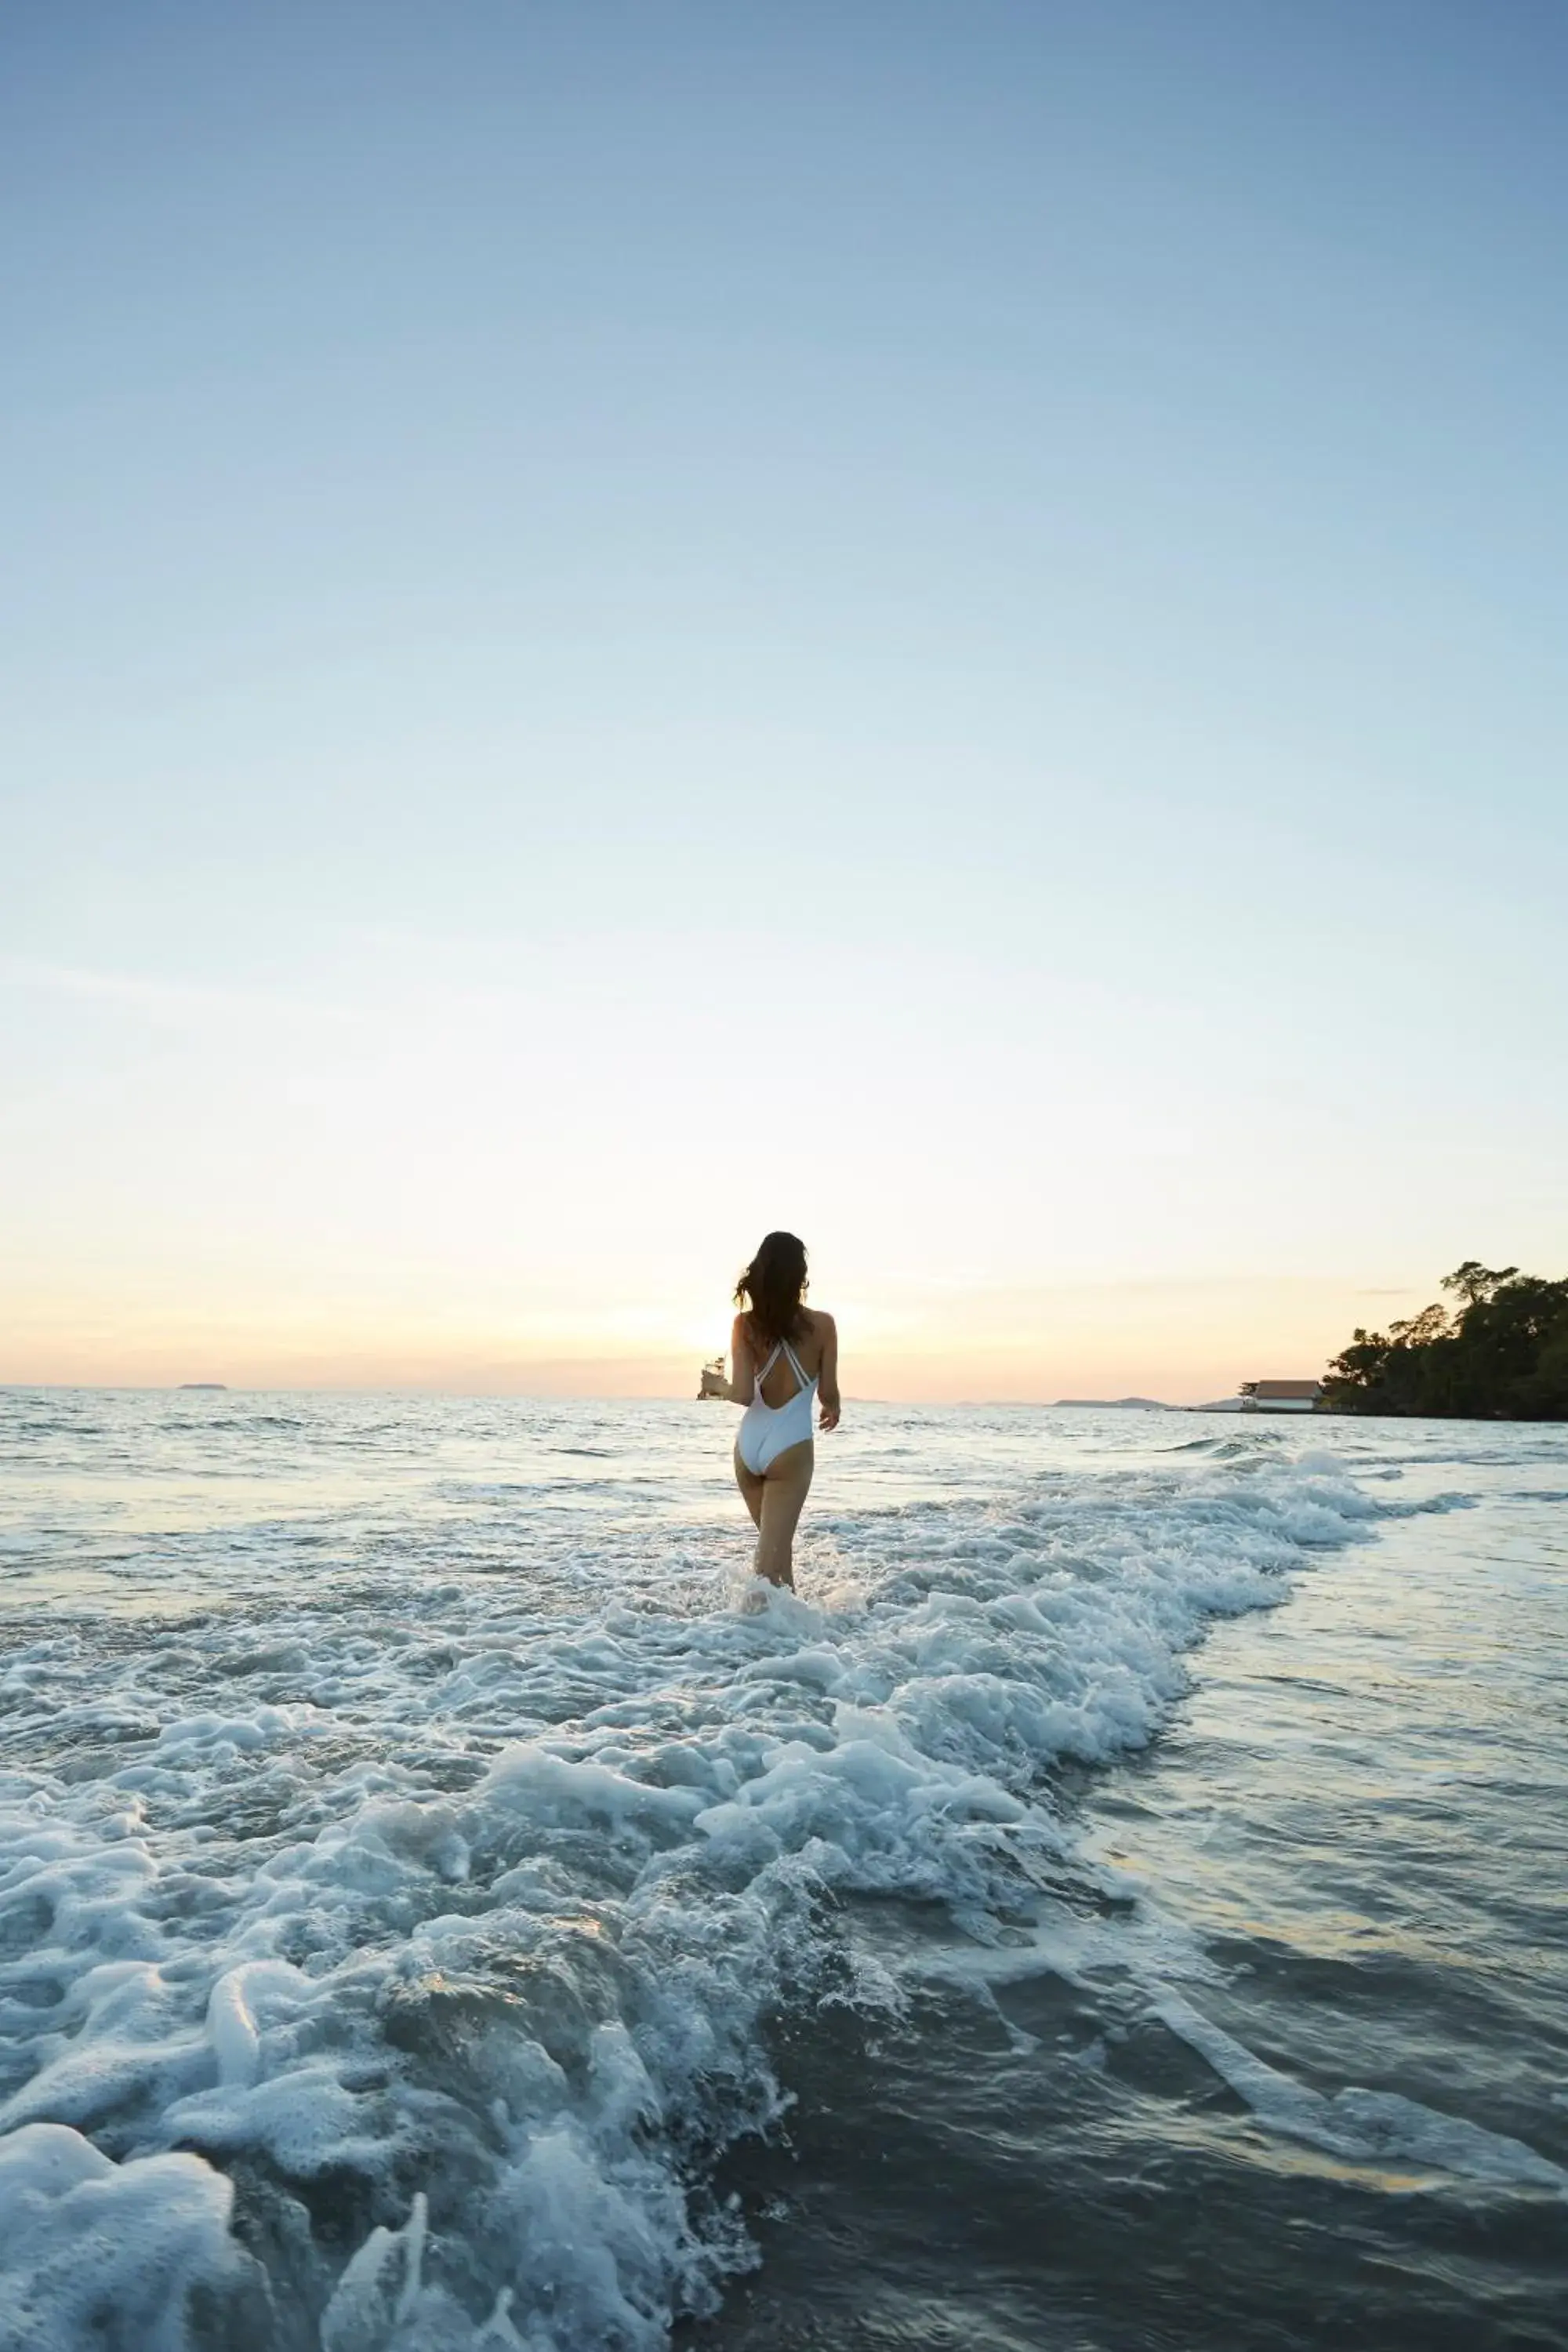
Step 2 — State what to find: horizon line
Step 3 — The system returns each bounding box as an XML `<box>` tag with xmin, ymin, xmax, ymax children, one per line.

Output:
<box><xmin>0</xmin><ymin>1377</ymin><xmax>1240</xmax><ymax>1411</ymax></box>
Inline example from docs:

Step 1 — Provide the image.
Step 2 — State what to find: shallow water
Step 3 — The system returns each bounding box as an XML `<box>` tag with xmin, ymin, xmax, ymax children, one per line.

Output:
<box><xmin>1</xmin><ymin>1392</ymin><xmax>1563</xmax><ymax>2350</ymax></box>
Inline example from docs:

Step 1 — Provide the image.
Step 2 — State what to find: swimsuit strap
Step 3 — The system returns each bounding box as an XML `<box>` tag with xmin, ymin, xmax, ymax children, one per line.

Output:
<box><xmin>753</xmin><ymin>1338</ymin><xmax>813</xmax><ymax>1401</ymax></box>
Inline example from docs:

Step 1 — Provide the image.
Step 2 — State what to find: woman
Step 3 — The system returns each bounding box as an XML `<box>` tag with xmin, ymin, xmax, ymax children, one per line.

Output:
<box><xmin>726</xmin><ymin>1231</ymin><xmax>840</xmax><ymax>1589</ymax></box>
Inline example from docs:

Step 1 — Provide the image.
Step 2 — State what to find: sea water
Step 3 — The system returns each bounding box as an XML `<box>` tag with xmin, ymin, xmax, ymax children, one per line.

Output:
<box><xmin>0</xmin><ymin>1392</ymin><xmax>1563</xmax><ymax>2350</ymax></box>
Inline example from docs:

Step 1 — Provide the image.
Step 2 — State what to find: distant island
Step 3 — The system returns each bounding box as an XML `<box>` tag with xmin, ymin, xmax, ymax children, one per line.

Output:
<box><xmin>1054</xmin><ymin>1396</ymin><xmax>1171</xmax><ymax>1410</ymax></box>
<box><xmin>1321</xmin><ymin>1261</ymin><xmax>1568</xmax><ymax>1420</ymax></box>
<box><xmin>179</xmin><ymin>1382</ymin><xmax>228</xmax><ymax>1392</ymax></box>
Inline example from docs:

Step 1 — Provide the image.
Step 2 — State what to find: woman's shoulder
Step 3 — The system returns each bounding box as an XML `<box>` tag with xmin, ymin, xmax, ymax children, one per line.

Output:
<box><xmin>801</xmin><ymin>1306</ymin><xmax>836</xmax><ymax>1337</ymax></box>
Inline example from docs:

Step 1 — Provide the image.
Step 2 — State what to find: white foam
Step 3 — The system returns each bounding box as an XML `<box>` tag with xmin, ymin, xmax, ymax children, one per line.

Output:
<box><xmin>0</xmin><ymin>1432</ymin><xmax>1392</xmax><ymax>2347</ymax></box>
<box><xmin>1156</xmin><ymin>1991</ymin><xmax>1568</xmax><ymax>2192</ymax></box>
<box><xmin>0</xmin><ymin>2122</ymin><xmax>258</xmax><ymax>2350</ymax></box>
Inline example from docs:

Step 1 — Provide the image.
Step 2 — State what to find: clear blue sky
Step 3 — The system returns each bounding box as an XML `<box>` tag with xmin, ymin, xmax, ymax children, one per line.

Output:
<box><xmin>3</xmin><ymin>2</ymin><xmax>1565</xmax><ymax>1396</ymax></box>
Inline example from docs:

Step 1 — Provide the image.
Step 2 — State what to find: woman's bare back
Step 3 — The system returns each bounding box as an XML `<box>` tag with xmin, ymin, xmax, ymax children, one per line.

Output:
<box><xmin>744</xmin><ymin>1307</ymin><xmax>832</xmax><ymax>1406</ymax></box>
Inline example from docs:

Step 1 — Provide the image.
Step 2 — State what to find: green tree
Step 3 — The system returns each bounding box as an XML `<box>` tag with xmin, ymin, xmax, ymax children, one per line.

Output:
<box><xmin>1439</xmin><ymin>1262</ymin><xmax>1518</xmax><ymax>1309</ymax></box>
<box><xmin>1320</xmin><ymin>1265</ymin><xmax>1568</xmax><ymax>1421</ymax></box>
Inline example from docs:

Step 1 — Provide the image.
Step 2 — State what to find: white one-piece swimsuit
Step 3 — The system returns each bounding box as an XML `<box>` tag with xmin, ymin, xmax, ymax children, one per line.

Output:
<box><xmin>736</xmin><ymin>1338</ymin><xmax>817</xmax><ymax>1475</ymax></box>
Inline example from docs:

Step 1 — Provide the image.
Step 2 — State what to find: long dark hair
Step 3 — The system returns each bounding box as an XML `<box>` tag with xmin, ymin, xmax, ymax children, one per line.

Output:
<box><xmin>735</xmin><ymin>1231</ymin><xmax>808</xmax><ymax>1348</ymax></box>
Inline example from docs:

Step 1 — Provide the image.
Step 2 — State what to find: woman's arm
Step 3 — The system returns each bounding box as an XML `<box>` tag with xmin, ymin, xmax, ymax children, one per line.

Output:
<box><xmin>724</xmin><ymin>1313</ymin><xmax>756</xmax><ymax>1405</ymax></box>
<box><xmin>816</xmin><ymin>1312</ymin><xmax>840</xmax><ymax>1430</ymax></box>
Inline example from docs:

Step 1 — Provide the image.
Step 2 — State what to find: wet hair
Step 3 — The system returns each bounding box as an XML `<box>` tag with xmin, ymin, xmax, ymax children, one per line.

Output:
<box><xmin>735</xmin><ymin>1231</ymin><xmax>809</xmax><ymax>1348</ymax></box>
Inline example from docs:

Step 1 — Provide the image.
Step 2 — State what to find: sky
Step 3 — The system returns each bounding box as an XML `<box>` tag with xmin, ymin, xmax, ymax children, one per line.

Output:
<box><xmin>3</xmin><ymin>1</ymin><xmax>1565</xmax><ymax>1403</ymax></box>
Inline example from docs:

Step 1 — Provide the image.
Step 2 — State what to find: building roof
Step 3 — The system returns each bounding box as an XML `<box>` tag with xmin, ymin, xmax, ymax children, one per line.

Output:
<box><xmin>1243</xmin><ymin>1378</ymin><xmax>1323</xmax><ymax>1399</ymax></box>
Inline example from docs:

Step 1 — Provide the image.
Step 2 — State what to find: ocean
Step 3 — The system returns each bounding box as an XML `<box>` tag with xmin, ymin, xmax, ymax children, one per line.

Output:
<box><xmin>1</xmin><ymin>1391</ymin><xmax>1563</xmax><ymax>2351</ymax></box>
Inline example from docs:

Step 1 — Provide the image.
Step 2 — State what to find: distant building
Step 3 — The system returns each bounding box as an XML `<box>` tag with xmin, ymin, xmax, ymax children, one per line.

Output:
<box><xmin>1239</xmin><ymin>1379</ymin><xmax>1322</xmax><ymax>1413</ymax></box>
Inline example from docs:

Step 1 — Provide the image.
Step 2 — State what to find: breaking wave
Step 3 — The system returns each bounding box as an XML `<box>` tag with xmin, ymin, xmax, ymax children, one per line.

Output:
<box><xmin>0</xmin><ymin>1423</ymin><xmax>1403</xmax><ymax>2350</ymax></box>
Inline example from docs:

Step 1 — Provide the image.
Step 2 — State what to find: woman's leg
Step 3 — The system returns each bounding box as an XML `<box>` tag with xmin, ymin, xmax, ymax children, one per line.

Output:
<box><xmin>734</xmin><ymin>1446</ymin><xmax>764</xmax><ymax>1532</ymax></box>
<box><xmin>754</xmin><ymin>1441</ymin><xmax>814</xmax><ymax>1588</ymax></box>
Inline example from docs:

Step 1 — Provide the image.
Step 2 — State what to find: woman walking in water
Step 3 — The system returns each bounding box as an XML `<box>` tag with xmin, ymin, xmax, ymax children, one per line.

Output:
<box><xmin>727</xmin><ymin>1231</ymin><xmax>840</xmax><ymax>1589</ymax></box>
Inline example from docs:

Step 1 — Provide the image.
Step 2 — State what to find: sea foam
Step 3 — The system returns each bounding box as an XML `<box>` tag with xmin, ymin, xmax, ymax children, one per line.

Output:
<box><xmin>0</xmin><ymin>1433</ymin><xmax>1390</xmax><ymax>2349</ymax></box>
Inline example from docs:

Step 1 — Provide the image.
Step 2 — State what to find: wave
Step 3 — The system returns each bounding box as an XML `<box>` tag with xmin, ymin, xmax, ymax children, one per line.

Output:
<box><xmin>0</xmin><ymin>1448</ymin><xmax>1391</xmax><ymax>2349</ymax></box>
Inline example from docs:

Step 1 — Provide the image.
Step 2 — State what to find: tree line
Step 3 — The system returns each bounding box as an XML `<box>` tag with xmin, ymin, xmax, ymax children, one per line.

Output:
<box><xmin>1320</xmin><ymin>1262</ymin><xmax>1568</xmax><ymax>1419</ymax></box>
